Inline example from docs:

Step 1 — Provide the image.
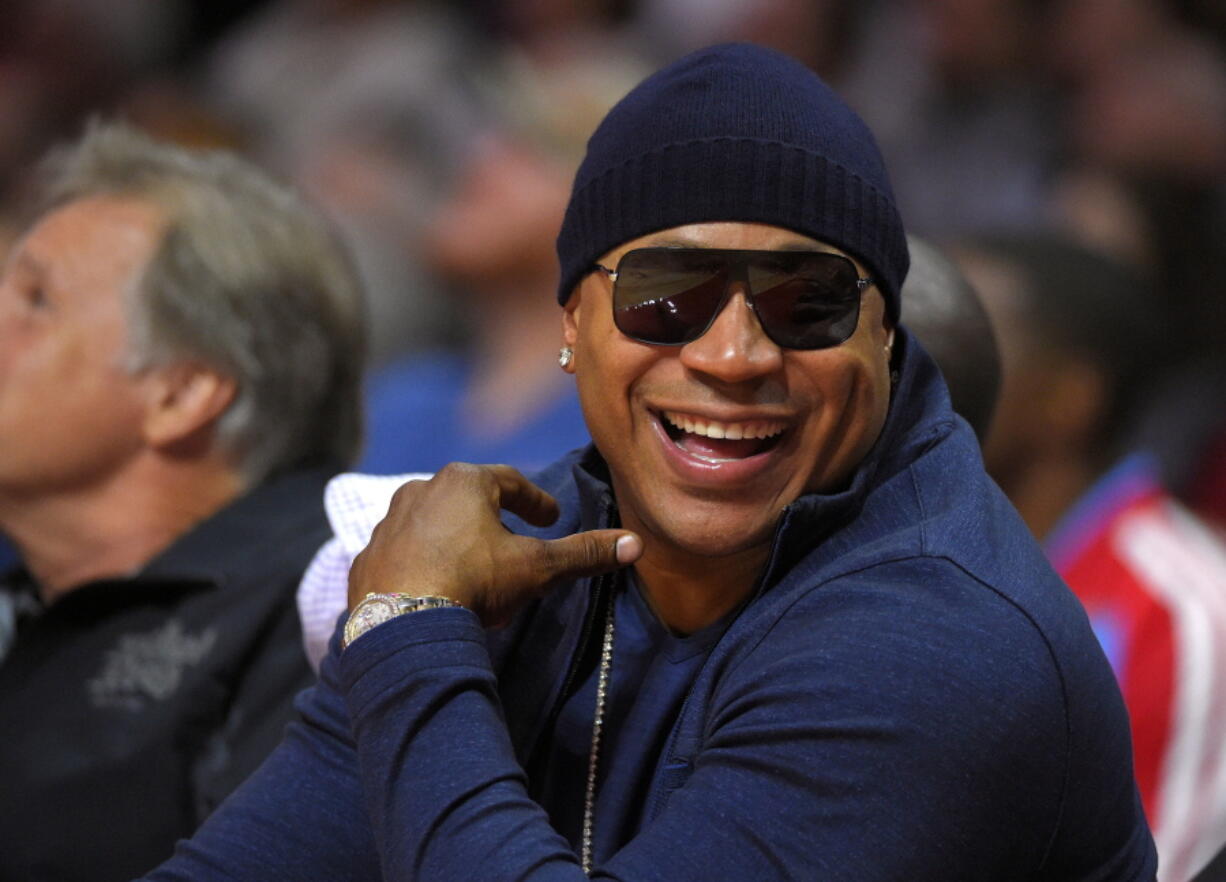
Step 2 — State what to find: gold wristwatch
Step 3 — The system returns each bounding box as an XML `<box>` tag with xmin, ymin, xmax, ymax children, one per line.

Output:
<box><xmin>342</xmin><ymin>593</ymin><xmax>462</xmax><ymax>650</ymax></box>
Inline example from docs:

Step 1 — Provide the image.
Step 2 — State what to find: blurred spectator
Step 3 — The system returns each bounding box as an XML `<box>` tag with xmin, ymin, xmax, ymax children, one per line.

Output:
<box><xmin>633</xmin><ymin>0</ymin><xmax>863</xmax><ymax>81</ymax></box>
<box><xmin>1050</xmin><ymin>6</ymin><xmax>1226</xmax><ymax>346</ymax></box>
<box><xmin>358</xmin><ymin>53</ymin><xmax>645</xmax><ymax>475</ymax></box>
<box><xmin>202</xmin><ymin>0</ymin><xmax>487</xmax><ymax>367</ymax></box>
<box><xmin>900</xmin><ymin>233</ymin><xmax>1000</xmax><ymax>442</ymax></box>
<box><xmin>1044</xmin><ymin>0</ymin><xmax>1226</xmax><ymax>527</ymax></box>
<box><xmin>1046</xmin><ymin>0</ymin><xmax>1179</xmax><ymax>85</ymax></box>
<box><xmin>0</xmin><ymin>122</ymin><xmax>365</xmax><ymax>881</ymax></box>
<box><xmin>955</xmin><ymin>230</ymin><xmax>1226</xmax><ymax>882</ymax></box>
<box><xmin>474</xmin><ymin>0</ymin><xmax>640</xmax><ymax>65</ymax></box>
<box><xmin>839</xmin><ymin>0</ymin><xmax>1060</xmax><ymax>236</ymax></box>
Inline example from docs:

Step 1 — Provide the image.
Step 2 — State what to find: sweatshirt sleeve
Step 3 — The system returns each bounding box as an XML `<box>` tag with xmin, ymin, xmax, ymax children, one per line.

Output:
<box><xmin>339</xmin><ymin>606</ymin><xmax>584</xmax><ymax>880</ymax></box>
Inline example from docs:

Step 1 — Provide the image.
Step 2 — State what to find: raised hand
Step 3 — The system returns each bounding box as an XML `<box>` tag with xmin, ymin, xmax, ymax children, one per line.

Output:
<box><xmin>347</xmin><ymin>463</ymin><xmax>643</xmax><ymax>627</ymax></box>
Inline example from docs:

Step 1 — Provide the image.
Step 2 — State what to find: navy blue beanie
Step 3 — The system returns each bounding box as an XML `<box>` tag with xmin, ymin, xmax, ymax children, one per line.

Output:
<box><xmin>556</xmin><ymin>43</ymin><xmax>909</xmax><ymax>323</ymax></box>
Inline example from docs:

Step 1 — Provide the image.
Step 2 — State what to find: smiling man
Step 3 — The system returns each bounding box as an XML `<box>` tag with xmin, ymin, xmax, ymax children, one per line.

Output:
<box><xmin>149</xmin><ymin>44</ymin><xmax>1155</xmax><ymax>881</ymax></box>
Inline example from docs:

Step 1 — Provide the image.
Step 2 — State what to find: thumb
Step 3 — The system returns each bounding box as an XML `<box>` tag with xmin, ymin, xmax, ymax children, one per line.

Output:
<box><xmin>535</xmin><ymin>530</ymin><xmax>643</xmax><ymax>583</ymax></box>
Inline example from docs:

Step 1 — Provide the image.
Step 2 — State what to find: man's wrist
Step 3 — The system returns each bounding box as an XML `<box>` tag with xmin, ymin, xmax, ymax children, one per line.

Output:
<box><xmin>342</xmin><ymin>593</ymin><xmax>465</xmax><ymax>650</ymax></box>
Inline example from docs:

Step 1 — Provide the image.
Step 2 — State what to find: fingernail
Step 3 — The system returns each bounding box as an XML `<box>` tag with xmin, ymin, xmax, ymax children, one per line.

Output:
<box><xmin>616</xmin><ymin>534</ymin><xmax>642</xmax><ymax>565</ymax></box>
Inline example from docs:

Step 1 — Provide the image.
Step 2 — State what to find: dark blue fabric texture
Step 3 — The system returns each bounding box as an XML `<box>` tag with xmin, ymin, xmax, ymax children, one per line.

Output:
<box><xmin>145</xmin><ymin>330</ymin><xmax>1156</xmax><ymax>881</ymax></box>
<box><xmin>534</xmin><ymin>575</ymin><xmax>738</xmax><ymax>857</ymax></box>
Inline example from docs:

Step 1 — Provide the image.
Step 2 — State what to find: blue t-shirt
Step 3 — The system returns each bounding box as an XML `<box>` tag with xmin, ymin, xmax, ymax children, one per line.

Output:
<box><xmin>535</xmin><ymin>577</ymin><xmax>737</xmax><ymax>861</ymax></box>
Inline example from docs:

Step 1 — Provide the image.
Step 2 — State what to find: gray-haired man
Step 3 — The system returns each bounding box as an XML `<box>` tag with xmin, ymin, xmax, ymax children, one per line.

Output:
<box><xmin>0</xmin><ymin>122</ymin><xmax>365</xmax><ymax>882</ymax></box>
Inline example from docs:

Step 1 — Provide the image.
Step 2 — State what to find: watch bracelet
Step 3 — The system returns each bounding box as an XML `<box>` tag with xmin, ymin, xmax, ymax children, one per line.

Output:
<box><xmin>342</xmin><ymin>593</ymin><xmax>464</xmax><ymax>650</ymax></box>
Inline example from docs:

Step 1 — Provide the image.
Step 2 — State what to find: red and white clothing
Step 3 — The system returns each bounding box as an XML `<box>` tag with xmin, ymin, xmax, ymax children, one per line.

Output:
<box><xmin>1048</xmin><ymin>455</ymin><xmax>1226</xmax><ymax>881</ymax></box>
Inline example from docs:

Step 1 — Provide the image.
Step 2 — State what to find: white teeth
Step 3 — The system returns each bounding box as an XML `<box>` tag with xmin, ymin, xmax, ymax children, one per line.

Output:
<box><xmin>662</xmin><ymin>411</ymin><xmax>787</xmax><ymax>441</ymax></box>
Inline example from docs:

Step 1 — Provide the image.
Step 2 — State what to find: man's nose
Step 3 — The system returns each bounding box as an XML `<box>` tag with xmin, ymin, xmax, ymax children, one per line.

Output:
<box><xmin>678</xmin><ymin>287</ymin><xmax>784</xmax><ymax>383</ymax></box>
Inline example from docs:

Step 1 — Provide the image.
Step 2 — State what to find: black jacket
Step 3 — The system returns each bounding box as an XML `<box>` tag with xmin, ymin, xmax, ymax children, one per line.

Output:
<box><xmin>0</xmin><ymin>467</ymin><xmax>332</xmax><ymax>882</ymax></box>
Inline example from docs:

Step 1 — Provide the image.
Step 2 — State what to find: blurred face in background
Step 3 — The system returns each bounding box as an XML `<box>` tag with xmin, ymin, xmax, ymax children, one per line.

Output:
<box><xmin>1045</xmin><ymin>0</ymin><xmax>1169</xmax><ymax>80</ymax></box>
<box><xmin>0</xmin><ymin>196</ymin><xmax>161</xmax><ymax>497</ymax></box>
<box><xmin>951</xmin><ymin>248</ymin><xmax>1040</xmax><ymax>481</ymax></box>
<box><xmin>423</xmin><ymin>133</ymin><xmax>571</xmax><ymax>291</ymax></box>
<box><xmin>1070</xmin><ymin>47</ymin><xmax>1226</xmax><ymax>180</ymax></box>
<box><xmin>914</xmin><ymin>0</ymin><xmax>1039</xmax><ymax>83</ymax></box>
<box><xmin>953</xmin><ymin>247</ymin><xmax>1105</xmax><ymax>500</ymax></box>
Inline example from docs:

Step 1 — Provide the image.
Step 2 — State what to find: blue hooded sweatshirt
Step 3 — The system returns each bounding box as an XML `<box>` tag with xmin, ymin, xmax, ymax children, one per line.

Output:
<box><xmin>146</xmin><ymin>331</ymin><xmax>1156</xmax><ymax>881</ymax></box>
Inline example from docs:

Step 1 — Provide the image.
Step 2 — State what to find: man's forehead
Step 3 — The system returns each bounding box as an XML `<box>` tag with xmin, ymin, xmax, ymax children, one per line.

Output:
<box><xmin>22</xmin><ymin>196</ymin><xmax>163</xmax><ymax>259</ymax></box>
<box><xmin>6</xmin><ymin>196</ymin><xmax>164</xmax><ymax>296</ymax></box>
<box><xmin>609</xmin><ymin>222</ymin><xmax>845</xmax><ymax>255</ymax></box>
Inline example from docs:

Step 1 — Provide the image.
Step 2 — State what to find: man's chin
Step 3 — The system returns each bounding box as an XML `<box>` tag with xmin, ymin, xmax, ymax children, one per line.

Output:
<box><xmin>643</xmin><ymin>509</ymin><xmax>781</xmax><ymax>562</ymax></box>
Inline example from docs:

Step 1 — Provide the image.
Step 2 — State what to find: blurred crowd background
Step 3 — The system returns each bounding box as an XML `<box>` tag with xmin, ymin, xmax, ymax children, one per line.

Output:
<box><xmin>0</xmin><ymin>0</ymin><xmax>1224</xmax><ymax>502</ymax></box>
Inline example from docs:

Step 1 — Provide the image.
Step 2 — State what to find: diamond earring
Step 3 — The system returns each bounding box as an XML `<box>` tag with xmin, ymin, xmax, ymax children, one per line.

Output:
<box><xmin>558</xmin><ymin>346</ymin><xmax>574</xmax><ymax>369</ymax></box>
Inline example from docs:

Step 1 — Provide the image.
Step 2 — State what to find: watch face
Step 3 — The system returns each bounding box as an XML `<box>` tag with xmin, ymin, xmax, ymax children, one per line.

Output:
<box><xmin>344</xmin><ymin>595</ymin><xmax>401</xmax><ymax>648</ymax></box>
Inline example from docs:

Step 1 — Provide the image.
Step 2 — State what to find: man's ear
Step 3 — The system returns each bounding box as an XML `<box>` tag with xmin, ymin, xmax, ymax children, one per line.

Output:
<box><xmin>875</xmin><ymin>292</ymin><xmax>896</xmax><ymax>355</ymax></box>
<box><xmin>561</xmin><ymin>290</ymin><xmax>582</xmax><ymax>373</ymax></box>
<box><xmin>140</xmin><ymin>362</ymin><xmax>238</xmax><ymax>452</ymax></box>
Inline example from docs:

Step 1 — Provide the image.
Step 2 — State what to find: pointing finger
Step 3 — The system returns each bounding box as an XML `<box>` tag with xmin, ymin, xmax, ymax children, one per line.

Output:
<box><xmin>533</xmin><ymin>529</ymin><xmax>643</xmax><ymax>584</ymax></box>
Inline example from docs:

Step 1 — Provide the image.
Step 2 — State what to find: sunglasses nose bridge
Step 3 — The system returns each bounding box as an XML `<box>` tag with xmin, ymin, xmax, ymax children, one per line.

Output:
<box><xmin>681</xmin><ymin>264</ymin><xmax>782</xmax><ymax>371</ymax></box>
<box><xmin>725</xmin><ymin>256</ymin><xmax>751</xmax><ymax>297</ymax></box>
<box><xmin>713</xmin><ymin>257</ymin><xmax>755</xmax><ymax>323</ymax></box>
<box><xmin>725</xmin><ymin>257</ymin><xmax>777</xmax><ymax>340</ymax></box>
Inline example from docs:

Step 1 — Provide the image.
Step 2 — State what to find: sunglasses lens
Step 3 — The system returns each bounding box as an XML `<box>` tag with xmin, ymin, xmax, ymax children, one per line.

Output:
<box><xmin>747</xmin><ymin>253</ymin><xmax>862</xmax><ymax>349</ymax></box>
<box><xmin>608</xmin><ymin>249</ymin><xmax>864</xmax><ymax>349</ymax></box>
<box><xmin>612</xmin><ymin>250</ymin><xmax>729</xmax><ymax>345</ymax></box>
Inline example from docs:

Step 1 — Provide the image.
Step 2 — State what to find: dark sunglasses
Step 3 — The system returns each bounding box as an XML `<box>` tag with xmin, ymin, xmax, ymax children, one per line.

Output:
<box><xmin>593</xmin><ymin>247</ymin><xmax>874</xmax><ymax>350</ymax></box>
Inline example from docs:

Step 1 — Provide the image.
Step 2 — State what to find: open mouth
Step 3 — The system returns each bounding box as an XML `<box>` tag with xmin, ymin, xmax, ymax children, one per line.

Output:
<box><xmin>658</xmin><ymin>410</ymin><xmax>788</xmax><ymax>463</ymax></box>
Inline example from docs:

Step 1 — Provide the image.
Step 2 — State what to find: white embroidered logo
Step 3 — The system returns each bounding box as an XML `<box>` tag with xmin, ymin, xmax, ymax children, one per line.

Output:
<box><xmin>87</xmin><ymin>619</ymin><xmax>217</xmax><ymax>710</ymax></box>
